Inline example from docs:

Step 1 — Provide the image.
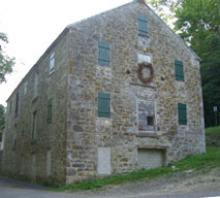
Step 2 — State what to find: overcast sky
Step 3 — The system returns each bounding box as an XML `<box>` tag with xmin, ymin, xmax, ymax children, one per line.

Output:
<box><xmin>0</xmin><ymin>0</ymin><xmax>132</xmax><ymax>105</ymax></box>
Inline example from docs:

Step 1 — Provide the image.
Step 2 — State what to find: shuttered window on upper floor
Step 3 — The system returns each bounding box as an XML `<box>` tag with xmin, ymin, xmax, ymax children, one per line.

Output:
<box><xmin>49</xmin><ymin>52</ymin><xmax>55</xmax><ymax>74</ymax></box>
<box><xmin>175</xmin><ymin>60</ymin><xmax>185</xmax><ymax>81</ymax></box>
<box><xmin>47</xmin><ymin>98</ymin><xmax>53</xmax><ymax>124</ymax></box>
<box><xmin>178</xmin><ymin>103</ymin><xmax>187</xmax><ymax>125</ymax></box>
<box><xmin>98</xmin><ymin>92</ymin><xmax>111</xmax><ymax>118</ymax></box>
<box><xmin>98</xmin><ymin>41</ymin><xmax>110</xmax><ymax>66</ymax></box>
<box><xmin>33</xmin><ymin>73</ymin><xmax>39</xmax><ymax>98</ymax></box>
<box><xmin>15</xmin><ymin>92</ymin><xmax>19</xmax><ymax>118</ymax></box>
<box><xmin>32</xmin><ymin>111</ymin><xmax>37</xmax><ymax>141</ymax></box>
<box><xmin>138</xmin><ymin>15</ymin><xmax>149</xmax><ymax>38</ymax></box>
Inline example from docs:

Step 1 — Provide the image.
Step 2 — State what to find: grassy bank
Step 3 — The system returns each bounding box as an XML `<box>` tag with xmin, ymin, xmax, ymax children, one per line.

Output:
<box><xmin>56</xmin><ymin>146</ymin><xmax>220</xmax><ymax>191</ymax></box>
<box><xmin>56</xmin><ymin>126</ymin><xmax>220</xmax><ymax>191</ymax></box>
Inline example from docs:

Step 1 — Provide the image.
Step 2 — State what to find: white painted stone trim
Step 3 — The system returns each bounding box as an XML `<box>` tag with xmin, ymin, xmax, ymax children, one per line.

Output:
<box><xmin>137</xmin><ymin>53</ymin><xmax>152</xmax><ymax>64</ymax></box>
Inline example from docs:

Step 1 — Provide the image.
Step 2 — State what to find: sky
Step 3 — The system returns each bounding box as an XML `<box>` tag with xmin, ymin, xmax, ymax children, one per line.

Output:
<box><xmin>0</xmin><ymin>0</ymin><xmax>132</xmax><ymax>106</ymax></box>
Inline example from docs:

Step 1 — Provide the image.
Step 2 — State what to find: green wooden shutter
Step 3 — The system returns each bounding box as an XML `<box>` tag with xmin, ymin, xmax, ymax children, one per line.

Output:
<box><xmin>98</xmin><ymin>92</ymin><xmax>111</xmax><ymax>118</ymax></box>
<box><xmin>178</xmin><ymin>103</ymin><xmax>187</xmax><ymax>125</ymax></box>
<box><xmin>47</xmin><ymin>99</ymin><xmax>53</xmax><ymax>124</ymax></box>
<box><xmin>15</xmin><ymin>92</ymin><xmax>19</xmax><ymax>117</ymax></box>
<box><xmin>138</xmin><ymin>15</ymin><xmax>148</xmax><ymax>37</ymax></box>
<box><xmin>175</xmin><ymin>60</ymin><xmax>184</xmax><ymax>81</ymax></box>
<box><xmin>32</xmin><ymin>111</ymin><xmax>37</xmax><ymax>141</ymax></box>
<box><xmin>98</xmin><ymin>41</ymin><xmax>110</xmax><ymax>66</ymax></box>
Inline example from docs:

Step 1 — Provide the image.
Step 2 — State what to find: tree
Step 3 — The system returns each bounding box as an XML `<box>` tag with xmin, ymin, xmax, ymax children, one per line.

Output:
<box><xmin>147</xmin><ymin>0</ymin><xmax>182</xmax><ymax>25</ymax></box>
<box><xmin>0</xmin><ymin>32</ymin><xmax>15</xmax><ymax>83</ymax></box>
<box><xmin>175</xmin><ymin>0</ymin><xmax>220</xmax><ymax>126</ymax></box>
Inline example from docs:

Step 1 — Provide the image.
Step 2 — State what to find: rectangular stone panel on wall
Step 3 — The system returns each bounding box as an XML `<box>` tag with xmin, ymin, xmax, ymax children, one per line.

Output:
<box><xmin>46</xmin><ymin>150</ymin><xmax>52</xmax><ymax>177</ymax></box>
<box><xmin>97</xmin><ymin>147</ymin><xmax>111</xmax><ymax>175</ymax></box>
<box><xmin>31</xmin><ymin>154</ymin><xmax>36</xmax><ymax>179</ymax></box>
<box><xmin>137</xmin><ymin>149</ymin><xmax>164</xmax><ymax>169</ymax></box>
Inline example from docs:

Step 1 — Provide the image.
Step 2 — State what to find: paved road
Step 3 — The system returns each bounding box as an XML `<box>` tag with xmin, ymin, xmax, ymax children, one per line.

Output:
<box><xmin>0</xmin><ymin>177</ymin><xmax>220</xmax><ymax>198</ymax></box>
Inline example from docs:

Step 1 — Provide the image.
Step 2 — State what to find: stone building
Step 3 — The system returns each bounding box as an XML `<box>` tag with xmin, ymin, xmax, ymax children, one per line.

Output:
<box><xmin>2</xmin><ymin>0</ymin><xmax>205</xmax><ymax>184</ymax></box>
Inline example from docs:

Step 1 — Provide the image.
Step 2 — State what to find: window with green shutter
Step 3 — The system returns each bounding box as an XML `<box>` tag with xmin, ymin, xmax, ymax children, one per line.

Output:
<box><xmin>175</xmin><ymin>60</ymin><xmax>184</xmax><ymax>81</ymax></box>
<box><xmin>98</xmin><ymin>92</ymin><xmax>111</xmax><ymax>118</ymax></box>
<box><xmin>138</xmin><ymin>15</ymin><xmax>149</xmax><ymax>38</ymax></box>
<box><xmin>32</xmin><ymin>111</ymin><xmax>37</xmax><ymax>141</ymax></box>
<box><xmin>15</xmin><ymin>92</ymin><xmax>19</xmax><ymax>118</ymax></box>
<box><xmin>178</xmin><ymin>103</ymin><xmax>187</xmax><ymax>125</ymax></box>
<box><xmin>47</xmin><ymin>98</ymin><xmax>53</xmax><ymax>124</ymax></box>
<box><xmin>98</xmin><ymin>41</ymin><xmax>110</xmax><ymax>66</ymax></box>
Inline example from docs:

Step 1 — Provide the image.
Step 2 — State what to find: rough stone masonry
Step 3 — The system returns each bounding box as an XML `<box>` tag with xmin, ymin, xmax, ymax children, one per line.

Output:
<box><xmin>1</xmin><ymin>0</ymin><xmax>205</xmax><ymax>184</ymax></box>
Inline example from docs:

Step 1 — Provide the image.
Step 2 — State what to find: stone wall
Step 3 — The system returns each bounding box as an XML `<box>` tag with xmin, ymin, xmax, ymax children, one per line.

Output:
<box><xmin>2</xmin><ymin>30</ymin><xmax>69</xmax><ymax>184</ymax></box>
<box><xmin>2</xmin><ymin>0</ymin><xmax>205</xmax><ymax>184</ymax></box>
<box><xmin>65</xmin><ymin>1</ymin><xmax>205</xmax><ymax>183</ymax></box>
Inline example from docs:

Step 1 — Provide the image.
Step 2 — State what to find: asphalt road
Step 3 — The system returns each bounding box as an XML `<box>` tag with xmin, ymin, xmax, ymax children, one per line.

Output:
<box><xmin>0</xmin><ymin>177</ymin><xmax>220</xmax><ymax>198</ymax></box>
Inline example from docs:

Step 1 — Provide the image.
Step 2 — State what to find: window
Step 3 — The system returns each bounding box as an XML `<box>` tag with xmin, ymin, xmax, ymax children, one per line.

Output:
<box><xmin>33</xmin><ymin>74</ymin><xmax>38</xmax><ymax>98</ymax></box>
<box><xmin>138</xmin><ymin>100</ymin><xmax>155</xmax><ymax>131</ymax></box>
<box><xmin>175</xmin><ymin>60</ymin><xmax>184</xmax><ymax>81</ymax></box>
<box><xmin>15</xmin><ymin>92</ymin><xmax>19</xmax><ymax>117</ymax></box>
<box><xmin>12</xmin><ymin>136</ymin><xmax>16</xmax><ymax>151</ymax></box>
<box><xmin>178</xmin><ymin>103</ymin><xmax>187</xmax><ymax>125</ymax></box>
<box><xmin>138</xmin><ymin>15</ymin><xmax>149</xmax><ymax>38</ymax></box>
<box><xmin>32</xmin><ymin>111</ymin><xmax>37</xmax><ymax>141</ymax></box>
<box><xmin>9</xmin><ymin>100</ymin><xmax>12</xmax><ymax>113</ymax></box>
<box><xmin>147</xmin><ymin>116</ymin><xmax>154</xmax><ymax>126</ymax></box>
<box><xmin>49</xmin><ymin>52</ymin><xmax>55</xmax><ymax>74</ymax></box>
<box><xmin>98</xmin><ymin>41</ymin><xmax>110</xmax><ymax>66</ymax></box>
<box><xmin>98</xmin><ymin>92</ymin><xmax>111</xmax><ymax>118</ymax></box>
<box><xmin>47</xmin><ymin>98</ymin><xmax>53</xmax><ymax>124</ymax></box>
<box><xmin>24</xmin><ymin>81</ymin><xmax>28</xmax><ymax>95</ymax></box>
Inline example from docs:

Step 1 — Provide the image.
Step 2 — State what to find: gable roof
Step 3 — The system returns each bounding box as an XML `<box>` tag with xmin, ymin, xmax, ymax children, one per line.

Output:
<box><xmin>66</xmin><ymin>0</ymin><xmax>200</xmax><ymax>61</ymax></box>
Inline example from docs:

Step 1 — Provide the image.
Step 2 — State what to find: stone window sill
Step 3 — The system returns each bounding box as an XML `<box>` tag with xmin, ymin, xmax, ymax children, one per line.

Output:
<box><xmin>136</xmin><ymin>132</ymin><xmax>158</xmax><ymax>138</ymax></box>
<box><xmin>48</xmin><ymin>68</ymin><xmax>55</xmax><ymax>76</ymax></box>
<box><xmin>31</xmin><ymin>140</ymin><xmax>37</xmax><ymax>145</ymax></box>
<box><xmin>130</xmin><ymin>82</ymin><xmax>156</xmax><ymax>89</ymax></box>
<box><xmin>124</xmin><ymin>131</ymin><xmax>159</xmax><ymax>138</ymax></box>
<box><xmin>32</xmin><ymin>96</ymin><xmax>38</xmax><ymax>103</ymax></box>
<box><xmin>138</xmin><ymin>145</ymin><xmax>169</xmax><ymax>150</ymax></box>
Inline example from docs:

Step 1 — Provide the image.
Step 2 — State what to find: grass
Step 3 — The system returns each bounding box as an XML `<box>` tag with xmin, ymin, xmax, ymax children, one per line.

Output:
<box><xmin>56</xmin><ymin>167</ymin><xmax>172</xmax><ymax>191</ymax></box>
<box><xmin>56</xmin><ymin>146</ymin><xmax>220</xmax><ymax>191</ymax></box>
<box><xmin>206</xmin><ymin>125</ymin><xmax>220</xmax><ymax>147</ymax></box>
<box><xmin>206</xmin><ymin>126</ymin><xmax>220</xmax><ymax>136</ymax></box>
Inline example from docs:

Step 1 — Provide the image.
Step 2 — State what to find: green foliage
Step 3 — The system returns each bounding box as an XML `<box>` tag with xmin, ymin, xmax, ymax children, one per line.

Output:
<box><xmin>148</xmin><ymin>0</ymin><xmax>183</xmax><ymax>10</ymax></box>
<box><xmin>147</xmin><ymin>0</ymin><xmax>182</xmax><ymax>24</ymax></box>
<box><xmin>0</xmin><ymin>32</ymin><xmax>15</xmax><ymax>83</ymax></box>
<box><xmin>175</xmin><ymin>0</ymin><xmax>220</xmax><ymax>127</ymax></box>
